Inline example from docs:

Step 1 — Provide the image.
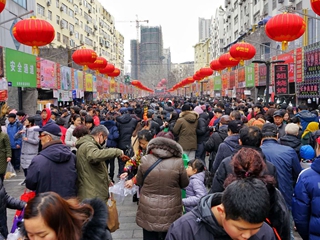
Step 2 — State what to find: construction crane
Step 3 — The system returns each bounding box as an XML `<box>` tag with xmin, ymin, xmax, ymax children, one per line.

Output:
<box><xmin>116</xmin><ymin>15</ymin><xmax>149</xmax><ymax>80</ymax></box>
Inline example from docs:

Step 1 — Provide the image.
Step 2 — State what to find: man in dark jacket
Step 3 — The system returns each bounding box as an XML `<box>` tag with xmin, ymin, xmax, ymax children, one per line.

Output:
<box><xmin>296</xmin><ymin>104</ymin><xmax>318</xmax><ymax>131</ymax></box>
<box><xmin>7</xmin><ymin>113</ymin><xmax>23</xmax><ymax>171</ymax></box>
<box><xmin>210</xmin><ymin>126</ymin><xmax>278</xmax><ymax>193</ymax></box>
<box><xmin>273</xmin><ymin>110</ymin><xmax>286</xmax><ymax>138</ymax></box>
<box><xmin>166</xmin><ymin>179</ymin><xmax>277</xmax><ymax>240</ymax></box>
<box><xmin>212</xmin><ymin>120</ymin><xmax>243</xmax><ymax>174</ymax></box>
<box><xmin>26</xmin><ymin>123</ymin><xmax>77</xmax><ymax>198</ymax></box>
<box><xmin>116</xmin><ymin>107</ymin><xmax>137</xmax><ymax>175</ymax></box>
<box><xmin>194</xmin><ymin>106</ymin><xmax>210</xmax><ymax>163</ymax></box>
<box><xmin>279</xmin><ymin>123</ymin><xmax>302</xmax><ymax>158</ymax></box>
<box><xmin>205</xmin><ymin>115</ymin><xmax>230</xmax><ymax>173</ymax></box>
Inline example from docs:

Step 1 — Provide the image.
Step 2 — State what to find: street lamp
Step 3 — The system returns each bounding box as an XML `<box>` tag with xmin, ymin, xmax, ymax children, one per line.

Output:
<box><xmin>252</xmin><ymin>59</ymin><xmax>285</xmax><ymax>104</ymax></box>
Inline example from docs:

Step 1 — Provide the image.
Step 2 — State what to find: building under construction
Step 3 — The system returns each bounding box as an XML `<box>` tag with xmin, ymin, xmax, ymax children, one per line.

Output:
<box><xmin>130</xmin><ymin>26</ymin><xmax>165</xmax><ymax>86</ymax></box>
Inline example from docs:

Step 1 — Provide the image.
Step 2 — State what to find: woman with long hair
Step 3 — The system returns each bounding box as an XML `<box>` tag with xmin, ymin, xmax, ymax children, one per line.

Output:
<box><xmin>23</xmin><ymin>192</ymin><xmax>112</xmax><ymax>240</ymax></box>
<box><xmin>65</xmin><ymin>114</ymin><xmax>82</xmax><ymax>154</ymax></box>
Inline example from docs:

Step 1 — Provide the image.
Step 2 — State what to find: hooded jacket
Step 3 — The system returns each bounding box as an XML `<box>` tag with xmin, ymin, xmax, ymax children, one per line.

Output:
<box><xmin>136</xmin><ymin>137</ymin><xmax>189</xmax><ymax>232</ymax></box>
<box><xmin>20</xmin><ymin>125</ymin><xmax>40</xmax><ymax>169</ymax></box>
<box><xmin>212</xmin><ymin>134</ymin><xmax>240</xmax><ymax>174</ymax></box>
<box><xmin>116</xmin><ymin>113</ymin><xmax>137</xmax><ymax>150</ymax></box>
<box><xmin>26</xmin><ymin>140</ymin><xmax>77</xmax><ymax>198</ymax></box>
<box><xmin>0</xmin><ymin>178</ymin><xmax>25</xmax><ymax>238</ymax></box>
<box><xmin>7</xmin><ymin>120</ymin><xmax>23</xmax><ymax>149</ymax></box>
<box><xmin>40</xmin><ymin>108</ymin><xmax>53</xmax><ymax>127</ymax></box>
<box><xmin>292</xmin><ymin>156</ymin><xmax>320</xmax><ymax>240</ymax></box>
<box><xmin>166</xmin><ymin>194</ymin><xmax>277</xmax><ymax>240</ymax></box>
<box><xmin>172</xmin><ymin>111</ymin><xmax>199</xmax><ymax>151</ymax></box>
<box><xmin>183</xmin><ymin>171</ymin><xmax>207</xmax><ymax>212</ymax></box>
<box><xmin>296</xmin><ymin>110</ymin><xmax>318</xmax><ymax>132</ymax></box>
<box><xmin>101</xmin><ymin>120</ymin><xmax>119</xmax><ymax>148</ymax></box>
<box><xmin>76</xmin><ymin>135</ymin><xmax>122</xmax><ymax>201</ymax></box>
<box><xmin>279</xmin><ymin>134</ymin><xmax>302</xmax><ymax>158</ymax></box>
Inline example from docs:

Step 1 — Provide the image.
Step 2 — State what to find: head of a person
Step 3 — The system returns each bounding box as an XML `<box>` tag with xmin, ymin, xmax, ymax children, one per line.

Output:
<box><xmin>300</xmin><ymin>145</ymin><xmax>315</xmax><ymax>160</ymax></box>
<box><xmin>84</xmin><ymin>115</ymin><xmax>94</xmax><ymax>130</ymax></box>
<box><xmin>8</xmin><ymin>113</ymin><xmax>16</xmax><ymax>123</ymax></box>
<box><xmin>230</xmin><ymin>110</ymin><xmax>241</xmax><ymax>121</ymax></box>
<box><xmin>239</xmin><ymin>126</ymin><xmax>262</xmax><ymax>148</ymax></box>
<box><xmin>55</xmin><ymin>118</ymin><xmax>65</xmax><ymax>127</ymax></box>
<box><xmin>283</xmin><ymin>112</ymin><xmax>290</xmax><ymax>122</ymax></box>
<box><xmin>90</xmin><ymin>125</ymin><xmax>109</xmax><ymax>146</ymax></box>
<box><xmin>214</xmin><ymin>108</ymin><xmax>223</xmax><ymax>119</ymax></box>
<box><xmin>253</xmin><ymin>103</ymin><xmax>263</xmax><ymax>114</ymax></box>
<box><xmin>72</xmin><ymin>125</ymin><xmax>90</xmax><ymax>139</ymax></box>
<box><xmin>261</xmin><ymin>123</ymin><xmax>278</xmax><ymax>140</ymax></box>
<box><xmin>36</xmin><ymin>123</ymin><xmax>62</xmax><ymax>146</ymax></box>
<box><xmin>298</xmin><ymin>104</ymin><xmax>308</xmax><ymax>112</ymax></box>
<box><xmin>25</xmin><ymin>116</ymin><xmax>35</xmax><ymax>127</ymax></box>
<box><xmin>16</xmin><ymin>110</ymin><xmax>26</xmax><ymax>122</ymax></box>
<box><xmin>273</xmin><ymin>110</ymin><xmax>284</xmax><ymax>126</ymax></box>
<box><xmin>147</xmin><ymin>110</ymin><xmax>154</xmax><ymax>119</ymax></box>
<box><xmin>41</xmin><ymin>109</ymin><xmax>50</xmax><ymax>120</ymax></box>
<box><xmin>285</xmin><ymin>123</ymin><xmax>299</xmax><ymax>136</ymax></box>
<box><xmin>138</xmin><ymin>129</ymin><xmax>154</xmax><ymax>150</ymax></box>
<box><xmin>227</xmin><ymin>120</ymin><xmax>243</xmax><ymax>135</ymax></box>
<box><xmin>71</xmin><ymin>114</ymin><xmax>82</xmax><ymax>127</ymax></box>
<box><xmin>290</xmin><ymin>116</ymin><xmax>301</xmax><ymax>126</ymax></box>
<box><xmin>119</xmin><ymin>107</ymin><xmax>128</xmax><ymax>115</ymax></box>
<box><xmin>216</xmin><ymin>102</ymin><xmax>224</xmax><ymax>110</ymax></box>
<box><xmin>219</xmin><ymin>115</ymin><xmax>231</xmax><ymax>126</ymax></box>
<box><xmin>87</xmin><ymin>106</ymin><xmax>95</xmax><ymax>116</ymax></box>
<box><xmin>181</xmin><ymin>104</ymin><xmax>192</xmax><ymax>112</ymax></box>
<box><xmin>24</xmin><ymin>192</ymin><xmax>93</xmax><ymax>240</ymax></box>
<box><xmin>186</xmin><ymin>159</ymin><xmax>205</xmax><ymax>177</ymax></box>
<box><xmin>304</xmin><ymin>122</ymin><xmax>319</xmax><ymax>135</ymax></box>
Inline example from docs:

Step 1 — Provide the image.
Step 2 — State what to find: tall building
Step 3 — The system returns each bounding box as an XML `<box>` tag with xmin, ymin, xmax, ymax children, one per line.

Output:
<box><xmin>35</xmin><ymin>0</ymin><xmax>124</xmax><ymax>73</ymax></box>
<box><xmin>199</xmin><ymin>18</ymin><xmax>211</xmax><ymax>42</ymax></box>
<box><xmin>130</xmin><ymin>39</ymin><xmax>138</xmax><ymax>80</ymax></box>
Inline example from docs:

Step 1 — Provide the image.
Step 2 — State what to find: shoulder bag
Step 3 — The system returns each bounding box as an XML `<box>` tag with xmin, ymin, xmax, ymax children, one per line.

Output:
<box><xmin>141</xmin><ymin>158</ymin><xmax>162</xmax><ymax>187</ymax></box>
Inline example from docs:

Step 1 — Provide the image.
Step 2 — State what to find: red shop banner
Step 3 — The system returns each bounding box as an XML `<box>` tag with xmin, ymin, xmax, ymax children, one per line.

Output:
<box><xmin>277</xmin><ymin>50</ymin><xmax>294</xmax><ymax>83</ymax></box>
<box><xmin>274</xmin><ymin>64</ymin><xmax>288</xmax><ymax>95</ymax></box>
<box><xmin>296</xmin><ymin>47</ymin><xmax>303</xmax><ymax>83</ymax></box>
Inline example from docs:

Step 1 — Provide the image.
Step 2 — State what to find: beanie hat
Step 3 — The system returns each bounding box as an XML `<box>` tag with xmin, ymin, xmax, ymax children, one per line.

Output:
<box><xmin>194</xmin><ymin>106</ymin><xmax>203</xmax><ymax>115</ymax></box>
<box><xmin>300</xmin><ymin>145</ymin><xmax>315</xmax><ymax>160</ymax></box>
<box><xmin>181</xmin><ymin>104</ymin><xmax>191</xmax><ymax>112</ymax></box>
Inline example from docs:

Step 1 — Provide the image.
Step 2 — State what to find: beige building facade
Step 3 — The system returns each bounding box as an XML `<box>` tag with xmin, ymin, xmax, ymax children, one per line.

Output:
<box><xmin>194</xmin><ymin>38</ymin><xmax>210</xmax><ymax>72</ymax></box>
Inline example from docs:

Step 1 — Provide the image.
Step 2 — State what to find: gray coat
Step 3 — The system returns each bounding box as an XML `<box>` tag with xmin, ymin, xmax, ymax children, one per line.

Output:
<box><xmin>182</xmin><ymin>171</ymin><xmax>207</xmax><ymax>212</ymax></box>
<box><xmin>20</xmin><ymin>126</ymin><xmax>39</xmax><ymax>169</ymax></box>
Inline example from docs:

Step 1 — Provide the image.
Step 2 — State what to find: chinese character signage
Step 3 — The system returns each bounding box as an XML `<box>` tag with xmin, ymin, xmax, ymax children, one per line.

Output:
<box><xmin>238</xmin><ymin>67</ymin><xmax>245</xmax><ymax>88</ymax></box>
<box><xmin>5</xmin><ymin>48</ymin><xmax>36</xmax><ymax>87</ymax></box>
<box><xmin>277</xmin><ymin>50</ymin><xmax>295</xmax><ymax>83</ymax></box>
<box><xmin>39</xmin><ymin>59</ymin><xmax>57</xmax><ymax>89</ymax></box>
<box><xmin>258</xmin><ymin>65</ymin><xmax>267</xmax><ymax>86</ymax></box>
<box><xmin>297</xmin><ymin>83</ymin><xmax>319</xmax><ymax>98</ymax></box>
<box><xmin>84</xmin><ymin>73</ymin><xmax>93</xmax><ymax>92</ymax></box>
<box><xmin>74</xmin><ymin>70</ymin><xmax>84</xmax><ymax>90</ymax></box>
<box><xmin>60</xmin><ymin>66</ymin><xmax>72</xmax><ymax>90</ymax></box>
<box><xmin>245</xmin><ymin>64</ymin><xmax>255</xmax><ymax>87</ymax></box>
<box><xmin>229</xmin><ymin>71</ymin><xmax>235</xmax><ymax>89</ymax></box>
<box><xmin>304</xmin><ymin>42</ymin><xmax>320</xmax><ymax>82</ymax></box>
<box><xmin>96</xmin><ymin>76</ymin><xmax>103</xmax><ymax>94</ymax></box>
<box><xmin>274</xmin><ymin>65</ymin><xmax>288</xmax><ymax>95</ymax></box>
<box><xmin>296</xmin><ymin>47</ymin><xmax>303</xmax><ymax>83</ymax></box>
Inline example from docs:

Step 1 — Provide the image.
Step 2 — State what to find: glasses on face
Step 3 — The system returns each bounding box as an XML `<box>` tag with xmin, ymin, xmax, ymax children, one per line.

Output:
<box><xmin>38</xmin><ymin>134</ymin><xmax>48</xmax><ymax>138</ymax></box>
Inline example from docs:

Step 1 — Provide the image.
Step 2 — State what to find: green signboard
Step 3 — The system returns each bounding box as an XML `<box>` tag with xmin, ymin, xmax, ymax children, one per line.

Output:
<box><xmin>245</xmin><ymin>63</ymin><xmax>255</xmax><ymax>88</ymax></box>
<box><xmin>5</xmin><ymin>48</ymin><xmax>37</xmax><ymax>87</ymax></box>
<box><xmin>214</xmin><ymin>76</ymin><xmax>221</xmax><ymax>90</ymax></box>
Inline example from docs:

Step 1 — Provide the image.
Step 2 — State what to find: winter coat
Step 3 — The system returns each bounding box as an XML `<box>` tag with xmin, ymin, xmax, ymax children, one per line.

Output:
<box><xmin>182</xmin><ymin>171</ymin><xmax>207</xmax><ymax>212</ymax></box>
<box><xmin>101</xmin><ymin>120</ymin><xmax>119</xmax><ymax>148</ymax></box>
<box><xmin>7</xmin><ymin>120</ymin><xmax>23</xmax><ymax>149</ymax></box>
<box><xmin>136</xmin><ymin>137</ymin><xmax>189</xmax><ymax>232</ymax></box>
<box><xmin>62</xmin><ymin>113</ymin><xmax>71</xmax><ymax>128</ymax></box>
<box><xmin>204</xmin><ymin>125</ymin><xmax>228</xmax><ymax>165</ymax></box>
<box><xmin>166</xmin><ymin>194</ymin><xmax>277</xmax><ymax>240</ymax></box>
<box><xmin>210</xmin><ymin>146</ymin><xmax>278</xmax><ymax>194</ymax></box>
<box><xmin>0</xmin><ymin>132</ymin><xmax>11</xmax><ymax>175</ymax></box>
<box><xmin>76</xmin><ymin>134</ymin><xmax>122</xmax><ymax>201</ymax></box>
<box><xmin>65</xmin><ymin>124</ymin><xmax>77</xmax><ymax>152</ymax></box>
<box><xmin>261</xmin><ymin>139</ymin><xmax>302</xmax><ymax>210</ymax></box>
<box><xmin>276</xmin><ymin>123</ymin><xmax>286</xmax><ymax>138</ymax></box>
<box><xmin>20</xmin><ymin>126</ymin><xmax>39</xmax><ymax>169</ymax></box>
<box><xmin>196</xmin><ymin>113</ymin><xmax>210</xmax><ymax>144</ymax></box>
<box><xmin>39</xmin><ymin>108</ymin><xmax>53</xmax><ymax>127</ymax></box>
<box><xmin>212</xmin><ymin>134</ymin><xmax>240</xmax><ymax>174</ymax></box>
<box><xmin>116</xmin><ymin>113</ymin><xmax>137</xmax><ymax>150</ymax></box>
<box><xmin>81</xmin><ymin>198</ymin><xmax>112</xmax><ymax>240</ymax></box>
<box><xmin>0</xmin><ymin>178</ymin><xmax>25</xmax><ymax>238</ymax></box>
<box><xmin>279</xmin><ymin>134</ymin><xmax>302</xmax><ymax>158</ymax></box>
<box><xmin>26</xmin><ymin>140</ymin><xmax>77</xmax><ymax>198</ymax></box>
<box><xmin>59</xmin><ymin>125</ymin><xmax>67</xmax><ymax>144</ymax></box>
<box><xmin>296</xmin><ymin>110</ymin><xmax>318</xmax><ymax>131</ymax></box>
<box><xmin>292</xmin><ymin>156</ymin><xmax>320</xmax><ymax>240</ymax></box>
<box><xmin>172</xmin><ymin>111</ymin><xmax>199</xmax><ymax>151</ymax></box>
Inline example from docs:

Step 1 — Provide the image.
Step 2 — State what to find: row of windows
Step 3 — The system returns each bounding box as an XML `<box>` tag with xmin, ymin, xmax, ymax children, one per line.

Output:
<box><xmin>12</xmin><ymin>0</ymin><xmax>27</xmax><ymax>9</ymax></box>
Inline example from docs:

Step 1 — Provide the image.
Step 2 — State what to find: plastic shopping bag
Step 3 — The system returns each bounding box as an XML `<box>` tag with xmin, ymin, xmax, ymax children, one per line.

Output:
<box><xmin>109</xmin><ymin>179</ymin><xmax>138</xmax><ymax>203</ymax></box>
<box><xmin>5</xmin><ymin>162</ymin><xmax>16</xmax><ymax>180</ymax></box>
<box><xmin>7</xmin><ymin>228</ymin><xmax>23</xmax><ymax>240</ymax></box>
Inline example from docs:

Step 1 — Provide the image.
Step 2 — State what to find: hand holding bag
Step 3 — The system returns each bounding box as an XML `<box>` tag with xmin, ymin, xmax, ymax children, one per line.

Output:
<box><xmin>107</xmin><ymin>193</ymin><xmax>120</xmax><ymax>232</ymax></box>
<box><xmin>5</xmin><ymin>162</ymin><xmax>16</xmax><ymax>179</ymax></box>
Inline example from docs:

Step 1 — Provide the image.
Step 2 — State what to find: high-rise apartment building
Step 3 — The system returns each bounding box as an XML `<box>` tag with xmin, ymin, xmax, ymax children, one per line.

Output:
<box><xmin>199</xmin><ymin>18</ymin><xmax>211</xmax><ymax>42</ymax></box>
<box><xmin>130</xmin><ymin>39</ymin><xmax>138</xmax><ymax>80</ymax></box>
<box><xmin>36</xmin><ymin>0</ymin><xmax>124</xmax><ymax>73</ymax></box>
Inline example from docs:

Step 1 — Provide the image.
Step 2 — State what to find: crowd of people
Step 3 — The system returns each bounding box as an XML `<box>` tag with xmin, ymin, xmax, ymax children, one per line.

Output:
<box><xmin>0</xmin><ymin>96</ymin><xmax>320</xmax><ymax>240</ymax></box>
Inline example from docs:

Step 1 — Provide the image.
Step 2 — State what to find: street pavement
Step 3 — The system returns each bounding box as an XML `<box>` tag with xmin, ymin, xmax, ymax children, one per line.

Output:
<box><xmin>5</xmin><ymin>168</ymin><xmax>302</xmax><ymax>240</ymax></box>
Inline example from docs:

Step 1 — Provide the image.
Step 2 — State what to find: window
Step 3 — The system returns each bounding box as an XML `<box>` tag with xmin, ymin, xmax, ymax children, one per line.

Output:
<box><xmin>234</xmin><ymin>15</ymin><xmax>238</xmax><ymax>24</ymax></box>
<box><xmin>75</xmin><ymin>18</ymin><xmax>79</xmax><ymax>25</ymax></box>
<box><xmin>69</xmin><ymin>24</ymin><xmax>74</xmax><ymax>32</ymax></box>
<box><xmin>272</xmin><ymin>0</ymin><xmax>277</xmax><ymax>10</ymax></box>
<box><xmin>61</xmin><ymin>4</ymin><xmax>67</xmax><ymax>13</ymax></box>
<box><xmin>62</xmin><ymin>35</ymin><xmax>69</xmax><ymax>45</ymax></box>
<box><xmin>69</xmin><ymin>9</ymin><xmax>74</xmax><ymax>18</ymax></box>
<box><xmin>254</xmin><ymin>0</ymin><xmax>258</xmax><ymax>5</ymax></box>
<box><xmin>80</xmin><ymin>21</ymin><xmax>83</xmax><ymax>28</ymax></box>
<box><xmin>61</xmin><ymin>19</ymin><xmax>68</xmax><ymax>29</ymax></box>
<box><xmin>57</xmin><ymin>32</ymin><xmax>61</xmax><ymax>42</ymax></box>
<box><xmin>75</xmin><ymin>31</ymin><xmax>79</xmax><ymax>39</ymax></box>
<box><xmin>37</xmin><ymin>4</ymin><xmax>45</xmax><ymax>17</ymax></box>
<box><xmin>48</xmin><ymin>10</ymin><xmax>52</xmax><ymax>20</ymax></box>
<box><xmin>85</xmin><ymin>37</ymin><xmax>93</xmax><ymax>46</ymax></box>
<box><xmin>12</xmin><ymin>0</ymin><xmax>27</xmax><ymax>8</ymax></box>
<box><xmin>56</xmin><ymin>15</ymin><xmax>60</xmax><ymax>24</ymax></box>
<box><xmin>234</xmin><ymin>30</ymin><xmax>238</xmax><ymax>39</ymax></box>
<box><xmin>56</xmin><ymin>0</ymin><xmax>59</xmax><ymax>8</ymax></box>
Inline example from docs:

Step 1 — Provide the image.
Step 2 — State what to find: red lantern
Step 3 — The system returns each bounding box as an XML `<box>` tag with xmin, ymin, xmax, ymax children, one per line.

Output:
<box><xmin>199</xmin><ymin>68</ymin><xmax>213</xmax><ymax>77</ymax></box>
<box><xmin>210</xmin><ymin>59</ymin><xmax>226</xmax><ymax>72</ymax></box>
<box><xmin>12</xmin><ymin>17</ymin><xmax>55</xmax><ymax>55</ymax></box>
<box><xmin>72</xmin><ymin>48</ymin><xmax>97</xmax><ymax>70</ymax></box>
<box><xmin>99</xmin><ymin>64</ymin><xmax>115</xmax><ymax>75</ymax></box>
<box><xmin>108</xmin><ymin>68</ymin><xmax>121</xmax><ymax>77</ymax></box>
<box><xmin>230</xmin><ymin>42</ymin><xmax>256</xmax><ymax>65</ymax></box>
<box><xmin>219</xmin><ymin>53</ymin><xmax>240</xmax><ymax>70</ymax></box>
<box><xmin>193</xmin><ymin>74</ymin><xmax>202</xmax><ymax>81</ymax></box>
<box><xmin>0</xmin><ymin>0</ymin><xmax>6</xmax><ymax>14</ymax></box>
<box><xmin>88</xmin><ymin>57</ymin><xmax>108</xmax><ymax>71</ymax></box>
<box><xmin>265</xmin><ymin>13</ymin><xmax>306</xmax><ymax>51</ymax></box>
<box><xmin>311</xmin><ymin>0</ymin><xmax>320</xmax><ymax>16</ymax></box>
<box><xmin>186</xmin><ymin>76</ymin><xmax>195</xmax><ymax>83</ymax></box>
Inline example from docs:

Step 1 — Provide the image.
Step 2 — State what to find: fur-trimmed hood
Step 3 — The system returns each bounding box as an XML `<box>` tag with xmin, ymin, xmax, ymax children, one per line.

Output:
<box><xmin>81</xmin><ymin>198</ymin><xmax>112</xmax><ymax>240</ymax></box>
<box><xmin>179</xmin><ymin>111</ymin><xmax>199</xmax><ymax>123</ymax></box>
<box><xmin>147</xmin><ymin>137</ymin><xmax>183</xmax><ymax>159</ymax></box>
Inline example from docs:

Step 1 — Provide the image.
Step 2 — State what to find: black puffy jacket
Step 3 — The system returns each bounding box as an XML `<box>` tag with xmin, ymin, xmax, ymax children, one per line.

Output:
<box><xmin>204</xmin><ymin>125</ymin><xmax>228</xmax><ymax>164</ymax></box>
<box><xmin>116</xmin><ymin>113</ymin><xmax>137</xmax><ymax>150</ymax></box>
<box><xmin>196</xmin><ymin>113</ymin><xmax>210</xmax><ymax>144</ymax></box>
<box><xmin>0</xmin><ymin>178</ymin><xmax>25</xmax><ymax>238</ymax></box>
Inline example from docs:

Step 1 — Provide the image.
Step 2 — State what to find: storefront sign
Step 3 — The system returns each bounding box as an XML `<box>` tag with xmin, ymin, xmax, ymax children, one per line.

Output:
<box><xmin>84</xmin><ymin>73</ymin><xmax>93</xmax><ymax>92</ymax></box>
<box><xmin>5</xmin><ymin>48</ymin><xmax>37</xmax><ymax>87</ymax></box>
<box><xmin>229</xmin><ymin>71</ymin><xmax>235</xmax><ymax>88</ymax></box>
<box><xmin>60</xmin><ymin>66</ymin><xmax>72</xmax><ymax>90</ymax></box>
<box><xmin>74</xmin><ymin>70</ymin><xmax>84</xmax><ymax>90</ymax></box>
<box><xmin>245</xmin><ymin>64</ymin><xmax>255</xmax><ymax>87</ymax></box>
<box><xmin>258</xmin><ymin>65</ymin><xmax>267</xmax><ymax>86</ymax></box>
<box><xmin>297</xmin><ymin>82</ymin><xmax>319</xmax><ymax>98</ymax></box>
<box><xmin>304</xmin><ymin>42</ymin><xmax>320</xmax><ymax>82</ymax></box>
<box><xmin>277</xmin><ymin>50</ymin><xmax>295</xmax><ymax>83</ymax></box>
<box><xmin>38</xmin><ymin>59</ymin><xmax>57</xmax><ymax>89</ymax></box>
<box><xmin>296</xmin><ymin>47</ymin><xmax>303</xmax><ymax>83</ymax></box>
<box><xmin>274</xmin><ymin>65</ymin><xmax>288</xmax><ymax>95</ymax></box>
